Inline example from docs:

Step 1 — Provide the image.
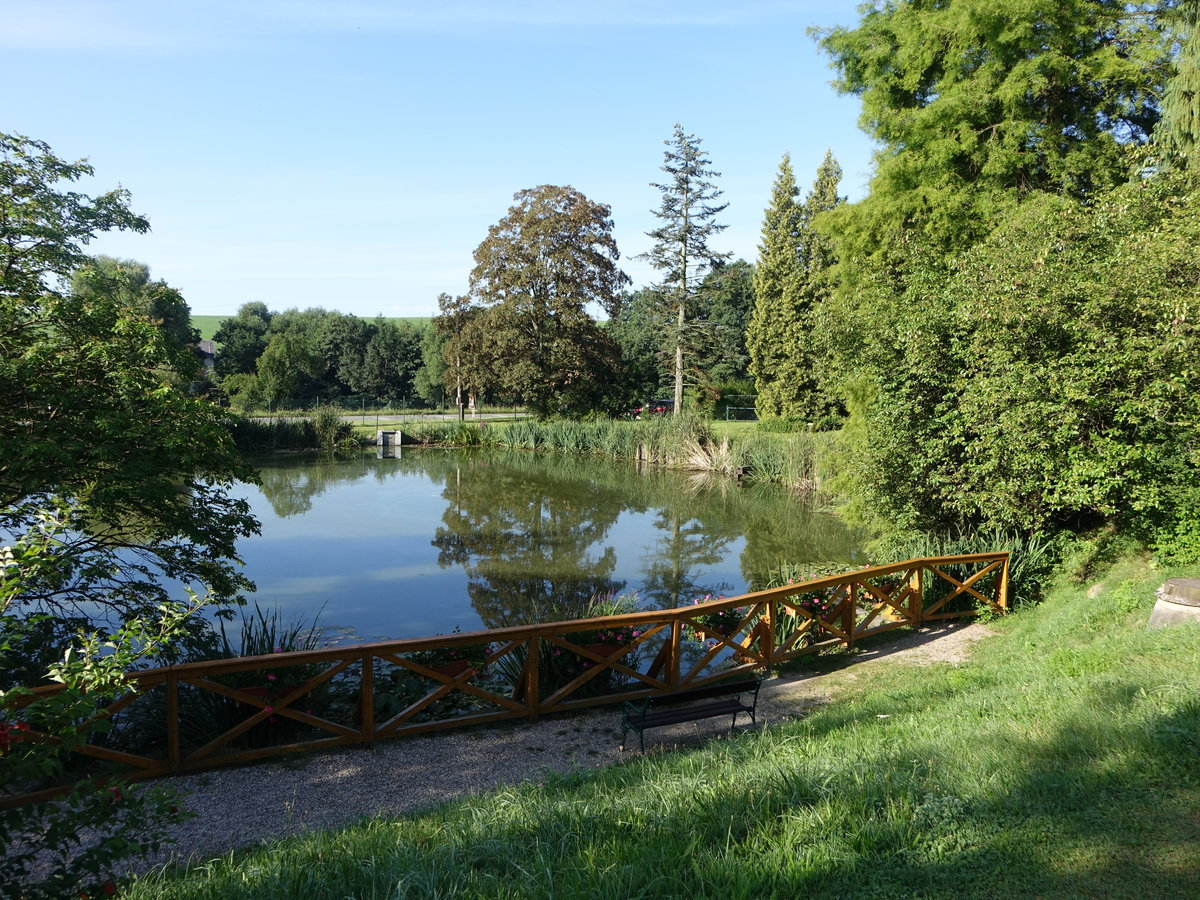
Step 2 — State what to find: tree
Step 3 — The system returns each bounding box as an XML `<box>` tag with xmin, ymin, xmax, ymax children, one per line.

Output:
<box><xmin>435</xmin><ymin>291</ymin><xmax>487</xmax><ymax>419</ymax></box>
<box><xmin>696</xmin><ymin>258</ymin><xmax>755</xmax><ymax>386</ymax></box>
<box><xmin>1</xmin><ymin>134</ymin><xmax>258</xmax><ymax>628</ymax></box>
<box><xmin>607</xmin><ymin>286</ymin><xmax>673</xmax><ymax>403</ymax></box>
<box><xmin>469</xmin><ymin>185</ymin><xmax>630</xmax><ymax>417</ymax></box>
<box><xmin>413</xmin><ymin>323</ymin><xmax>449</xmax><ymax>408</ymax></box>
<box><xmin>213</xmin><ymin>301</ymin><xmax>273</xmax><ymax>378</ymax></box>
<box><xmin>640</xmin><ymin>124</ymin><xmax>730</xmax><ymax>414</ymax></box>
<box><xmin>1158</xmin><ymin>3</ymin><xmax>1200</xmax><ymax>173</ymax></box>
<box><xmin>819</xmin><ymin>170</ymin><xmax>1200</xmax><ymax>546</ymax></box>
<box><xmin>0</xmin><ymin>131</ymin><xmax>259</xmax><ymax>893</ymax></box>
<box><xmin>817</xmin><ymin>0</ymin><xmax>1172</xmax><ymax>264</ymax></box>
<box><xmin>70</xmin><ymin>256</ymin><xmax>200</xmax><ymax>360</ymax></box>
<box><xmin>254</xmin><ymin>329</ymin><xmax>322</xmax><ymax>408</ymax></box>
<box><xmin>748</xmin><ymin>151</ymin><xmax>843</xmax><ymax>421</ymax></box>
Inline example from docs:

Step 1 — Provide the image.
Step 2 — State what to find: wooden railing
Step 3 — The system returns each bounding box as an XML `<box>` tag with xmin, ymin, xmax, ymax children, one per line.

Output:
<box><xmin>3</xmin><ymin>553</ymin><xmax>1007</xmax><ymax>807</ymax></box>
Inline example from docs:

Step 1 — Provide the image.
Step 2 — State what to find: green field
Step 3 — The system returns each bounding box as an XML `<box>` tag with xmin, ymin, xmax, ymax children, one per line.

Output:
<box><xmin>190</xmin><ymin>315</ymin><xmax>432</xmax><ymax>343</ymax></box>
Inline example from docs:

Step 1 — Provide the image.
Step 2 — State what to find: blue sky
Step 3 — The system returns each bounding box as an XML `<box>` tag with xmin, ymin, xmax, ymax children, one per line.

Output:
<box><xmin>5</xmin><ymin>1</ymin><xmax>875</xmax><ymax>317</ymax></box>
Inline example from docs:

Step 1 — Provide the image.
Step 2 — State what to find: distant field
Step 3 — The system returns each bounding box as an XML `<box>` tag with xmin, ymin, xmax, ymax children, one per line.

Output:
<box><xmin>191</xmin><ymin>316</ymin><xmax>433</xmax><ymax>343</ymax></box>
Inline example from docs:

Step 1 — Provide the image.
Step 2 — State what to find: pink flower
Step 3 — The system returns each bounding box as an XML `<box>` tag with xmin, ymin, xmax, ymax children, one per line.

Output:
<box><xmin>264</xmin><ymin>706</ymin><xmax>274</xmax><ymax>714</ymax></box>
<box><xmin>266</xmin><ymin>673</ymin><xmax>277</xmax><ymax>681</ymax></box>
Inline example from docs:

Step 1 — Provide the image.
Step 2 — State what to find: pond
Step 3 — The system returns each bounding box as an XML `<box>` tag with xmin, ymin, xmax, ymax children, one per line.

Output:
<box><xmin>231</xmin><ymin>448</ymin><xmax>865</xmax><ymax>642</ymax></box>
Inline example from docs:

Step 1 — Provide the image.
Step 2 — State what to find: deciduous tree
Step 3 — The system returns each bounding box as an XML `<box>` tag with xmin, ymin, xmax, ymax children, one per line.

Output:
<box><xmin>469</xmin><ymin>185</ymin><xmax>630</xmax><ymax>417</ymax></box>
<box><xmin>0</xmin><ymin>130</ymin><xmax>258</xmax><ymax>894</ymax></box>
<box><xmin>1</xmin><ymin>131</ymin><xmax>258</xmax><ymax>627</ymax></box>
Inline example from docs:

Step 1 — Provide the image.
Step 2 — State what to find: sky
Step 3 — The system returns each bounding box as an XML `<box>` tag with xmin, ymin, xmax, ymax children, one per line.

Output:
<box><xmin>4</xmin><ymin>1</ymin><xmax>877</xmax><ymax>318</ymax></box>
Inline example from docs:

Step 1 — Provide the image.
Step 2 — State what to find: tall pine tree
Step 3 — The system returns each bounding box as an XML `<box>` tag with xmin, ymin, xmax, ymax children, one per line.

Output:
<box><xmin>747</xmin><ymin>150</ymin><xmax>843</xmax><ymax>421</ymax></box>
<box><xmin>639</xmin><ymin>124</ymin><xmax>729</xmax><ymax>414</ymax></box>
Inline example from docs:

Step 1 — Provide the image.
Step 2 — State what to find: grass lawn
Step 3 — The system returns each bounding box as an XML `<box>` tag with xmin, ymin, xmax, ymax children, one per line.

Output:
<box><xmin>123</xmin><ymin>550</ymin><xmax>1200</xmax><ymax>899</ymax></box>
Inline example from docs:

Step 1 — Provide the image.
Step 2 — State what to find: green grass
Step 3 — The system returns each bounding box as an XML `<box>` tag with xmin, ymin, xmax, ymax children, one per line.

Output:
<box><xmin>123</xmin><ymin>552</ymin><xmax>1200</xmax><ymax>899</ymax></box>
<box><xmin>190</xmin><ymin>315</ymin><xmax>227</xmax><ymax>342</ymax></box>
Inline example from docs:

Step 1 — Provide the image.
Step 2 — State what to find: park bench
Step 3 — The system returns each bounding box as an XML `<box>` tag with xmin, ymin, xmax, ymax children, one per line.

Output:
<box><xmin>620</xmin><ymin>674</ymin><xmax>763</xmax><ymax>753</ymax></box>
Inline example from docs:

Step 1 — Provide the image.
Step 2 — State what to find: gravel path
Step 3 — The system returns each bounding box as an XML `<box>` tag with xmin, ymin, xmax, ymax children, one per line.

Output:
<box><xmin>138</xmin><ymin>622</ymin><xmax>993</xmax><ymax>873</ymax></box>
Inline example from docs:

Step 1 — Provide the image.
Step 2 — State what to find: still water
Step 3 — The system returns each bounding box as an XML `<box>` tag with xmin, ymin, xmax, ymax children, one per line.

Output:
<box><xmin>232</xmin><ymin>449</ymin><xmax>864</xmax><ymax>642</ymax></box>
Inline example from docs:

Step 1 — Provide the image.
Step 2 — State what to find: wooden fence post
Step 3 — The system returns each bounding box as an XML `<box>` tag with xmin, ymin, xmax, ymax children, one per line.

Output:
<box><xmin>916</xmin><ymin>566</ymin><xmax>925</xmax><ymax>625</ymax></box>
<box><xmin>843</xmin><ymin>582</ymin><xmax>857</xmax><ymax>647</ymax></box>
<box><xmin>525</xmin><ymin>636</ymin><xmax>540</xmax><ymax>721</ymax></box>
<box><xmin>360</xmin><ymin>652</ymin><xmax>374</xmax><ymax>744</ymax></box>
<box><xmin>166</xmin><ymin>671</ymin><xmax>180</xmax><ymax>774</ymax></box>
<box><xmin>997</xmin><ymin>556</ymin><xmax>1010</xmax><ymax>611</ymax></box>
<box><xmin>670</xmin><ymin>620</ymin><xmax>682</xmax><ymax>688</ymax></box>
<box><xmin>910</xmin><ymin>568</ymin><xmax>923</xmax><ymax>625</ymax></box>
<box><xmin>764</xmin><ymin>601</ymin><xmax>776</xmax><ymax>667</ymax></box>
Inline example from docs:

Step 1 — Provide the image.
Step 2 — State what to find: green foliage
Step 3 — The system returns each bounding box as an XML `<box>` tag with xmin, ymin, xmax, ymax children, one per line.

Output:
<box><xmin>695</xmin><ymin>259</ymin><xmax>755</xmax><ymax>386</ymax></box>
<box><xmin>215</xmin><ymin>305</ymin><xmax>426</xmax><ymax>408</ymax></box>
<box><xmin>1</xmin><ymin>133</ymin><xmax>259</xmax><ymax>628</ymax></box>
<box><xmin>816</xmin><ymin>0</ymin><xmax>1170</xmax><ymax>264</ymax></box>
<box><xmin>607</xmin><ymin>286</ymin><xmax>674</xmax><ymax>402</ymax></box>
<box><xmin>748</xmin><ymin>151</ymin><xmax>843</xmax><ymax>421</ymax></box>
<box><xmin>70</xmin><ymin>256</ymin><xmax>200</xmax><ymax>368</ymax></box>
<box><xmin>311</xmin><ymin>405</ymin><xmax>356</xmax><ymax>454</ymax></box>
<box><xmin>1157</xmin><ymin>2</ymin><xmax>1200</xmax><ymax>174</ymax></box>
<box><xmin>466</xmin><ymin>185</ymin><xmax>631</xmax><ymax>418</ymax></box>
<box><xmin>413</xmin><ymin>323</ymin><xmax>450</xmax><ymax>407</ymax></box>
<box><xmin>228</xmin><ymin>416</ymin><xmax>317</xmax><ymax>452</ymax></box>
<box><xmin>0</xmin><ymin>132</ymin><xmax>260</xmax><ymax>893</ymax></box>
<box><xmin>818</xmin><ymin>167</ymin><xmax>1200</xmax><ymax>553</ymax></box>
<box><xmin>213</xmin><ymin>301</ymin><xmax>273</xmax><ymax>379</ymax></box>
<box><xmin>0</xmin><ymin>590</ymin><xmax>197</xmax><ymax>898</ymax></box>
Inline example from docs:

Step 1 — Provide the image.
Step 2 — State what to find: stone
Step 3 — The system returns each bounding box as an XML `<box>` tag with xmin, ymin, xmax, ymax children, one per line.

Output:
<box><xmin>1148</xmin><ymin>578</ymin><xmax>1200</xmax><ymax>629</ymax></box>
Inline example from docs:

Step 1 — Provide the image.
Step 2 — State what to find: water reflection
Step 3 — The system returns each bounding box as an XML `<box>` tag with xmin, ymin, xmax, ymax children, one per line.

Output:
<box><xmin>431</xmin><ymin>456</ymin><xmax>625</xmax><ymax>628</ymax></box>
<box><xmin>240</xmin><ymin>450</ymin><xmax>863</xmax><ymax>640</ymax></box>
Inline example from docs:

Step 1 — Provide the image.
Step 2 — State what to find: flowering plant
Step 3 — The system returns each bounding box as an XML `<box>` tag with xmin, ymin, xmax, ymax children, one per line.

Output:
<box><xmin>409</xmin><ymin>627</ymin><xmax>489</xmax><ymax>672</ymax></box>
<box><xmin>685</xmin><ymin>596</ymin><xmax>748</xmax><ymax>640</ymax></box>
<box><xmin>793</xmin><ymin>589</ymin><xmax>837</xmax><ymax>619</ymax></box>
<box><xmin>0</xmin><ymin>718</ymin><xmax>31</xmax><ymax>755</ymax></box>
<box><xmin>569</xmin><ymin>623</ymin><xmax>642</xmax><ymax>650</ymax></box>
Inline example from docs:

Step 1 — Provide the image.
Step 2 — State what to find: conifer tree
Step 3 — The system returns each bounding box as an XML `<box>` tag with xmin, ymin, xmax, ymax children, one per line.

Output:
<box><xmin>1159</xmin><ymin>4</ymin><xmax>1200</xmax><ymax>173</ymax></box>
<box><xmin>747</xmin><ymin>151</ymin><xmax>843</xmax><ymax>421</ymax></box>
<box><xmin>640</xmin><ymin>124</ymin><xmax>729</xmax><ymax>414</ymax></box>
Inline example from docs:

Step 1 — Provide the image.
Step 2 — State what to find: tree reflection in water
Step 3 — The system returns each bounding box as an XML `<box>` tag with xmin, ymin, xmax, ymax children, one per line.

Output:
<box><xmin>245</xmin><ymin>448</ymin><xmax>864</xmax><ymax>635</ymax></box>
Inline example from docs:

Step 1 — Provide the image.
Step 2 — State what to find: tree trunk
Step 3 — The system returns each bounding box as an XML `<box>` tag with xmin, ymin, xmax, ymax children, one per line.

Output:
<box><xmin>674</xmin><ymin>299</ymin><xmax>684</xmax><ymax>414</ymax></box>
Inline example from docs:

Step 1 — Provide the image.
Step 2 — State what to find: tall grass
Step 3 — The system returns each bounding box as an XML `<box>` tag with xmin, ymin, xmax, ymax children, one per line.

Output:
<box><xmin>124</xmin><ymin>551</ymin><xmax>1200</xmax><ymax>899</ymax></box>
<box><xmin>227</xmin><ymin>417</ymin><xmax>317</xmax><ymax>452</ymax></box>
<box><xmin>401</xmin><ymin>416</ymin><xmax>825</xmax><ymax>490</ymax></box>
<box><xmin>869</xmin><ymin>528</ymin><xmax>1068</xmax><ymax>607</ymax></box>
